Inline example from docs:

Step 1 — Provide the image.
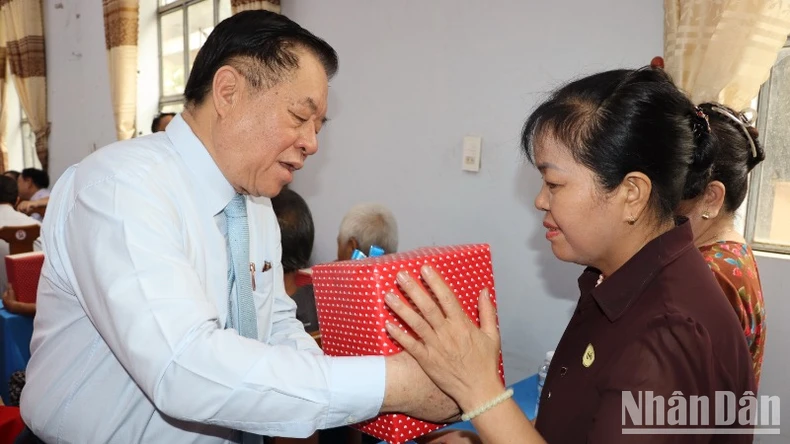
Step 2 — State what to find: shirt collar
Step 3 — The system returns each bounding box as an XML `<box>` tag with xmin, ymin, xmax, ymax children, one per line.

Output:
<box><xmin>165</xmin><ymin>114</ymin><xmax>236</xmax><ymax>215</ymax></box>
<box><xmin>579</xmin><ymin>217</ymin><xmax>695</xmax><ymax>322</ymax></box>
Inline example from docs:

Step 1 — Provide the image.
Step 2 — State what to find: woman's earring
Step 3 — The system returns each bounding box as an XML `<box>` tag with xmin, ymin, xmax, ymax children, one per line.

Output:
<box><xmin>627</xmin><ymin>215</ymin><xmax>637</xmax><ymax>225</ymax></box>
<box><xmin>701</xmin><ymin>211</ymin><xmax>711</xmax><ymax>220</ymax></box>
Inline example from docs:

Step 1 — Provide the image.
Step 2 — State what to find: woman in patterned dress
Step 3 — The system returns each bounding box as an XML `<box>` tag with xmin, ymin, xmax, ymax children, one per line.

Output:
<box><xmin>677</xmin><ymin>102</ymin><xmax>767</xmax><ymax>386</ymax></box>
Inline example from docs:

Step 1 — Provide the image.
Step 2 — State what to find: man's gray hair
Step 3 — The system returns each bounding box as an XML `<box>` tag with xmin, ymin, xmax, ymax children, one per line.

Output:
<box><xmin>338</xmin><ymin>203</ymin><xmax>399</xmax><ymax>254</ymax></box>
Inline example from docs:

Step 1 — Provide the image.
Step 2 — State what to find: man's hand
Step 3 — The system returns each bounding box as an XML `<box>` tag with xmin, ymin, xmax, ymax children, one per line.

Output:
<box><xmin>17</xmin><ymin>201</ymin><xmax>33</xmax><ymax>213</ymax></box>
<box><xmin>381</xmin><ymin>352</ymin><xmax>461</xmax><ymax>423</ymax></box>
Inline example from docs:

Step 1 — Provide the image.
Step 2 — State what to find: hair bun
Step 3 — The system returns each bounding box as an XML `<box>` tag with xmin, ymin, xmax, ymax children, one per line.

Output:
<box><xmin>683</xmin><ymin>107</ymin><xmax>717</xmax><ymax>199</ymax></box>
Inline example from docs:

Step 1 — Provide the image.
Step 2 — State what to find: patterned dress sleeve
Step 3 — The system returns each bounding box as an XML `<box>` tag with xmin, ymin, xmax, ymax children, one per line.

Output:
<box><xmin>700</xmin><ymin>242</ymin><xmax>765</xmax><ymax>386</ymax></box>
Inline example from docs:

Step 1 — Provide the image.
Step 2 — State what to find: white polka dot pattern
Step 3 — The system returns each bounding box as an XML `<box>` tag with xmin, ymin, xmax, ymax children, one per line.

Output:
<box><xmin>312</xmin><ymin>244</ymin><xmax>505</xmax><ymax>444</ymax></box>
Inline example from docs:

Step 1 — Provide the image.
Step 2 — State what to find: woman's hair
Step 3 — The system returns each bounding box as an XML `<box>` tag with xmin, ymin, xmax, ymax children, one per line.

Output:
<box><xmin>521</xmin><ymin>67</ymin><xmax>716</xmax><ymax>222</ymax></box>
<box><xmin>685</xmin><ymin>103</ymin><xmax>765</xmax><ymax>213</ymax></box>
<box><xmin>271</xmin><ymin>188</ymin><xmax>314</xmax><ymax>273</ymax></box>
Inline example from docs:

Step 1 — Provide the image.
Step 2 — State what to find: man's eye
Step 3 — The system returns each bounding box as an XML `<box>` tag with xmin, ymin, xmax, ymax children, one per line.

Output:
<box><xmin>290</xmin><ymin>112</ymin><xmax>307</xmax><ymax>123</ymax></box>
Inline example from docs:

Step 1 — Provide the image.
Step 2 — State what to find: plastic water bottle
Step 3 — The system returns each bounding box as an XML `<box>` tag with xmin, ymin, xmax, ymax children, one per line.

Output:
<box><xmin>535</xmin><ymin>351</ymin><xmax>554</xmax><ymax>416</ymax></box>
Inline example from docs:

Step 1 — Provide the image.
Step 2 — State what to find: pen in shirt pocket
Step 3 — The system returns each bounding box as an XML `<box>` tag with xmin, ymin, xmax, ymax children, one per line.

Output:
<box><xmin>249</xmin><ymin>261</ymin><xmax>273</xmax><ymax>291</ymax></box>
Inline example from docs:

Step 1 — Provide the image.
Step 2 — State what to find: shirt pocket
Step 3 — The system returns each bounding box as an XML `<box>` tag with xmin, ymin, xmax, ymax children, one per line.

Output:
<box><xmin>252</xmin><ymin>265</ymin><xmax>275</xmax><ymax>297</ymax></box>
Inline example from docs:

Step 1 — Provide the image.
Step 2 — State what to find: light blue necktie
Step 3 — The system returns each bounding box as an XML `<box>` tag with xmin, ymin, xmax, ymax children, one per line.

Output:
<box><xmin>223</xmin><ymin>194</ymin><xmax>258</xmax><ymax>339</ymax></box>
<box><xmin>224</xmin><ymin>195</ymin><xmax>261</xmax><ymax>444</ymax></box>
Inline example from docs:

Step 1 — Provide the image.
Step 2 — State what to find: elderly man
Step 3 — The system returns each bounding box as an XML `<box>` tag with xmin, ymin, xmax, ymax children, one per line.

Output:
<box><xmin>337</xmin><ymin>203</ymin><xmax>399</xmax><ymax>261</ymax></box>
<box><xmin>19</xmin><ymin>11</ymin><xmax>457</xmax><ymax>444</ymax></box>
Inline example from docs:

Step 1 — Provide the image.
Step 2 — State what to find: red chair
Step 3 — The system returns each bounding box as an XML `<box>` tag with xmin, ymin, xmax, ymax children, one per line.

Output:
<box><xmin>294</xmin><ymin>269</ymin><xmax>312</xmax><ymax>288</ymax></box>
<box><xmin>0</xmin><ymin>406</ymin><xmax>24</xmax><ymax>444</ymax></box>
<box><xmin>0</xmin><ymin>225</ymin><xmax>40</xmax><ymax>255</ymax></box>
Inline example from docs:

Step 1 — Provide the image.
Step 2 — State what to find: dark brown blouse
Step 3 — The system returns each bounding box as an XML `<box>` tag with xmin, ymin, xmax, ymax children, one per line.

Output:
<box><xmin>535</xmin><ymin>220</ymin><xmax>756</xmax><ymax>443</ymax></box>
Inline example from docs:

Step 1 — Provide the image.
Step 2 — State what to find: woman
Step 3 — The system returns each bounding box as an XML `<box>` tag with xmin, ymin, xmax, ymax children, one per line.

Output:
<box><xmin>384</xmin><ymin>68</ymin><xmax>756</xmax><ymax>443</ymax></box>
<box><xmin>677</xmin><ymin>103</ymin><xmax>766</xmax><ymax>387</ymax></box>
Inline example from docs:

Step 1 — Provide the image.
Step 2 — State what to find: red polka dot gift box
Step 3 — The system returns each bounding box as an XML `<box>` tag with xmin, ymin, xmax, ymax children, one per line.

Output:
<box><xmin>312</xmin><ymin>244</ymin><xmax>505</xmax><ymax>444</ymax></box>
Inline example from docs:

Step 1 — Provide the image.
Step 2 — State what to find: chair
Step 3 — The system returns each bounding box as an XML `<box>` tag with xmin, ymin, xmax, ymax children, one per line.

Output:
<box><xmin>0</xmin><ymin>225</ymin><xmax>40</xmax><ymax>255</ymax></box>
<box><xmin>28</xmin><ymin>205</ymin><xmax>46</xmax><ymax>221</ymax></box>
<box><xmin>0</xmin><ymin>406</ymin><xmax>24</xmax><ymax>444</ymax></box>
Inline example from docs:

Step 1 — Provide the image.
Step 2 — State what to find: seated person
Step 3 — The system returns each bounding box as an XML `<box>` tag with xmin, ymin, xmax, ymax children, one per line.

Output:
<box><xmin>3</xmin><ymin>170</ymin><xmax>20</xmax><ymax>181</ymax></box>
<box><xmin>3</xmin><ymin>283</ymin><xmax>35</xmax><ymax>317</ymax></box>
<box><xmin>151</xmin><ymin>112</ymin><xmax>176</xmax><ymax>133</ymax></box>
<box><xmin>0</xmin><ymin>175</ymin><xmax>41</xmax><ymax>297</ymax></box>
<box><xmin>16</xmin><ymin>168</ymin><xmax>50</xmax><ymax>219</ymax></box>
<box><xmin>272</xmin><ymin>190</ymin><xmax>368</xmax><ymax>444</ymax></box>
<box><xmin>271</xmin><ymin>188</ymin><xmax>318</xmax><ymax>332</ymax></box>
<box><xmin>337</xmin><ymin>203</ymin><xmax>399</xmax><ymax>260</ymax></box>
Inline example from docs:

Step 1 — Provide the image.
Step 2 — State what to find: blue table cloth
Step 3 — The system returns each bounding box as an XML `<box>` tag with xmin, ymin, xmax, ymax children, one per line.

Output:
<box><xmin>382</xmin><ymin>373</ymin><xmax>539</xmax><ymax>443</ymax></box>
<box><xmin>0</xmin><ymin>301</ymin><xmax>34</xmax><ymax>404</ymax></box>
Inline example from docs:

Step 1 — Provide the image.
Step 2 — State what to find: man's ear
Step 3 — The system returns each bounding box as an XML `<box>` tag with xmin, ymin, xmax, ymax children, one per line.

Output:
<box><xmin>211</xmin><ymin>65</ymin><xmax>243</xmax><ymax>119</ymax></box>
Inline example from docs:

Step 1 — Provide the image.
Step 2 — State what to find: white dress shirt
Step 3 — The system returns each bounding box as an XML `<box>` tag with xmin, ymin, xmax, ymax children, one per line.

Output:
<box><xmin>30</xmin><ymin>188</ymin><xmax>50</xmax><ymax>201</ymax></box>
<box><xmin>26</xmin><ymin>188</ymin><xmax>50</xmax><ymax>222</ymax></box>
<box><xmin>0</xmin><ymin>204</ymin><xmax>41</xmax><ymax>292</ymax></box>
<box><xmin>21</xmin><ymin>115</ymin><xmax>385</xmax><ymax>443</ymax></box>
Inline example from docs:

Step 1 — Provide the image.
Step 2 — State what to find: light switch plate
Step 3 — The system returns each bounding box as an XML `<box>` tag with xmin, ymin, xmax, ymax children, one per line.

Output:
<box><xmin>462</xmin><ymin>135</ymin><xmax>482</xmax><ymax>172</ymax></box>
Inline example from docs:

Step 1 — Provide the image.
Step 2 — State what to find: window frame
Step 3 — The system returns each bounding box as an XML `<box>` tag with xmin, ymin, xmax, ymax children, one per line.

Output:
<box><xmin>156</xmin><ymin>0</ymin><xmax>224</xmax><ymax>111</ymax></box>
<box><xmin>743</xmin><ymin>36</ymin><xmax>790</xmax><ymax>255</ymax></box>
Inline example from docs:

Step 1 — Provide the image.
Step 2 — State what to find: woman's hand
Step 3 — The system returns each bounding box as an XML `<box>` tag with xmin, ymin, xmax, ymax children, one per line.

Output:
<box><xmin>384</xmin><ymin>265</ymin><xmax>505</xmax><ymax>413</ymax></box>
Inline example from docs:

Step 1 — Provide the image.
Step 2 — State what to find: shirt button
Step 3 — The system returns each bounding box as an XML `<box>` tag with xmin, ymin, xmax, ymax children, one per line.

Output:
<box><xmin>560</xmin><ymin>366</ymin><xmax>568</xmax><ymax>376</ymax></box>
<box><xmin>547</xmin><ymin>391</ymin><xmax>551</xmax><ymax>399</ymax></box>
<box><xmin>347</xmin><ymin>416</ymin><xmax>356</xmax><ymax>424</ymax></box>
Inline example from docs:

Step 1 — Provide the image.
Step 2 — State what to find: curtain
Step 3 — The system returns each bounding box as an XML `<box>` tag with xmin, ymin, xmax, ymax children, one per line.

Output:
<box><xmin>231</xmin><ymin>0</ymin><xmax>281</xmax><ymax>14</ymax></box>
<box><xmin>664</xmin><ymin>0</ymin><xmax>790</xmax><ymax>110</ymax></box>
<box><xmin>0</xmin><ymin>0</ymin><xmax>49</xmax><ymax>171</ymax></box>
<box><xmin>0</xmin><ymin>27</ymin><xmax>7</xmax><ymax>172</ymax></box>
<box><xmin>103</xmin><ymin>0</ymin><xmax>139</xmax><ymax>141</ymax></box>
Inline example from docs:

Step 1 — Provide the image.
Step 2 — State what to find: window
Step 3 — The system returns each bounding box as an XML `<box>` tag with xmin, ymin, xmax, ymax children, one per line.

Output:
<box><xmin>2</xmin><ymin>77</ymin><xmax>40</xmax><ymax>171</ymax></box>
<box><xmin>19</xmin><ymin>109</ymin><xmax>40</xmax><ymax>169</ymax></box>
<box><xmin>157</xmin><ymin>0</ymin><xmax>231</xmax><ymax>112</ymax></box>
<box><xmin>745</xmin><ymin>37</ymin><xmax>790</xmax><ymax>254</ymax></box>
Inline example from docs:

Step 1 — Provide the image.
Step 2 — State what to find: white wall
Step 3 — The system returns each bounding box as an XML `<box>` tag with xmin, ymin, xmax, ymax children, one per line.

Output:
<box><xmin>282</xmin><ymin>0</ymin><xmax>664</xmax><ymax>382</ymax></box>
<box><xmin>754</xmin><ymin>254</ymin><xmax>789</xmax><ymax>443</ymax></box>
<box><xmin>44</xmin><ymin>0</ymin><xmax>116</xmax><ymax>180</ymax></box>
<box><xmin>136</xmin><ymin>0</ymin><xmax>161</xmax><ymax>139</ymax></box>
<box><xmin>43</xmin><ymin>0</ymin><xmax>164</xmax><ymax>180</ymax></box>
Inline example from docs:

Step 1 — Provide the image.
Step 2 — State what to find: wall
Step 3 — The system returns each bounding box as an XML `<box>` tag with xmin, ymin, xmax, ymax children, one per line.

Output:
<box><xmin>43</xmin><ymin>0</ymin><xmax>115</xmax><ymax>179</ymax></box>
<box><xmin>754</xmin><ymin>253</ymin><xmax>789</xmax><ymax>443</ymax></box>
<box><xmin>43</xmin><ymin>0</ymin><xmax>159</xmax><ymax>181</ymax></box>
<box><xmin>136</xmin><ymin>0</ymin><xmax>161</xmax><ymax>139</ymax></box>
<box><xmin>282</xmin><ymin>0</ymin><xmax>663</xmax><ymax>382</ymax></box>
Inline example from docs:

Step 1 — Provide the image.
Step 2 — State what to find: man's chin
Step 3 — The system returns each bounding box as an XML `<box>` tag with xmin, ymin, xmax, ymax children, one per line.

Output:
<box><xmin>257</xmin><ymin>184</ymin><xmax>288</xmax><ymax>199</ymax></box>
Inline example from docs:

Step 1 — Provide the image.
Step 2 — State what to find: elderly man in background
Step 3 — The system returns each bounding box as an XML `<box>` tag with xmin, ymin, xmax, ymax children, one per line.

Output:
<box><xmin>337</xmin><ymin>203</ymin><xmax>398</xmax><ymax>261</ymax></box>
